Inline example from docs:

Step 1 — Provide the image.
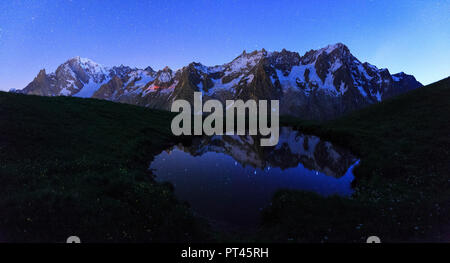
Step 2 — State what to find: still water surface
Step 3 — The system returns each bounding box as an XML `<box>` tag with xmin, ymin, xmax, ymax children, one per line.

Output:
<box><xmin>150</xmin><ymin>127</ymin><xmax>358</xmax><ymax>226</ymax></box>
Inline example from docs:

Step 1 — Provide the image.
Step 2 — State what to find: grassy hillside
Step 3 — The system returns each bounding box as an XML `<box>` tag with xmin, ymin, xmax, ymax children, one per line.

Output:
<box><xmin>0</xmin><ymin>93</ymin><xmax>207</xmax><ymax>242</ymax></box>
<box><xmin>265</xmin><ymin>77</ymin><xmax>450</xmax><ymax>242</ymax></box>
<box><xmin>0</xmin><ymin>77</ymin><xmax>448</xmax><ymax>242</ymax></box>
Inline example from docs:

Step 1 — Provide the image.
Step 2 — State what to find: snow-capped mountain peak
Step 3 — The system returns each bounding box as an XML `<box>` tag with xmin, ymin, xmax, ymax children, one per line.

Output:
<box><xmin>322</xmin><ymin>43</ymin><xmax>348</xmax><ymax>55</ymax></box>
<box><xmin>156</xmin><ymin>67</ymin><xmax>174</xmax><ymax>83</ymax></box>
<box><xmin>225</xmin><ymin>49</ymin><xmax>265</xmax><ymax>74</ymax></box>
<box><xmin>18</xmin><ymin>43</ymin><xmax>422</xmax><ymax>120</ymax></box>
<box><xmin>65</xmin><ymin>56</ymin><xmax>108</xmax><ymax>74</ymax></box>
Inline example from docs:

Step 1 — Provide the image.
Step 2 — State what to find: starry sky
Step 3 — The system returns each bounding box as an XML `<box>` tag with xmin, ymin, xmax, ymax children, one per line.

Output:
<box><xmin>0</xmin><ymin>0</ymin><xmax>449</xmax><ymax>91</ymax></box>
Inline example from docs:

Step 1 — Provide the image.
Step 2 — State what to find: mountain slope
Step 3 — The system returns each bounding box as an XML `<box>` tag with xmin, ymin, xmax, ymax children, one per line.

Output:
<box><xmin>17</xmin><ymin>43</ymin><xmax>422</xmax><ymax>120</ymax></box>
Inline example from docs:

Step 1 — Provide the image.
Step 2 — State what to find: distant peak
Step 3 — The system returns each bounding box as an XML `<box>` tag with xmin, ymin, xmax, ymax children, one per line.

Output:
<box><xmin>237</xmin><ymin>49</ymin><xmax>267</xmax><ymax>58</ymax></box>
<box><xmin>62</xmin><ymin>56</ymin><xmax>108</xmax><ymax>77</ymax></box>
<box><xmin>37</xmin><ymin>68</ymin><xmax>46</xmax><ymax>75</ymax></box>
<box><xmin>68</xmin><ymin>56</ymin><xmax>86</xmax><ymax>62</ymax></box>
<box><xmin>67</xmin><ymin>56</ymin><xmax>102</xmax><ymax>67</ymax></box>
<box><xmin>301</xmin><ymin>43</ymin><xmax>351</xmax><ymax>64</ymax></box>
<box><xmin>393</xmin><ymin>71</ymin><xmax>406</xmax><ymax>76</ymax></box>
<box><xmin>327</xmin><ymin>42</ymin><xmax>346</xmax><ymax>49</ymax></box>
<box><xmin>189</xmin><ymin>62</ymin><xmax>203</xmax><ymax>67</ymax></box>
<box><xmin>321</xmin><ymin>43</ymin><xmax>350</xmax><ymax>55</ymax></box>
<box><xmin>144</xmin><ymin>66</ymin><xmax>155</xmax><ymax>72</ymax></box>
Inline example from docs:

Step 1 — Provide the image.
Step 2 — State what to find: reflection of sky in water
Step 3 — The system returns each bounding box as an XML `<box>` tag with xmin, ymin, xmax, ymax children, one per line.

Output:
<box><xmin>150</xmin><ymin>137</ymin><xmax>359</xmax><ymax>226</ymax></box>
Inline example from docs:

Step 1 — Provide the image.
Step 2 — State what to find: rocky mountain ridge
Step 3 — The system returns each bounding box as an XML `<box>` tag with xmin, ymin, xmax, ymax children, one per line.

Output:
<box><xmin>17</xmin><ymin>43</ymin><xmax>422</xmax><ymax>120</ymax></box>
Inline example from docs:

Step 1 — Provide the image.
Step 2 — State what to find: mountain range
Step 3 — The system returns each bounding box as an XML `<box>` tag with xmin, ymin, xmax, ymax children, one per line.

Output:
<box><xmin>16</xmin><ymin>43</ymin><xmax>422</xmax><ymax>120</ymax></box>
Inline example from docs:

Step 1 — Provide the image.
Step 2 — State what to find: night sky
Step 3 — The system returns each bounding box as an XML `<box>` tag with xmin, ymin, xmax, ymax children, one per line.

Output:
<box><xmin>0</xmin><ymin>0</ymin><xmax>449</xmax><ymax>91</ymax></box>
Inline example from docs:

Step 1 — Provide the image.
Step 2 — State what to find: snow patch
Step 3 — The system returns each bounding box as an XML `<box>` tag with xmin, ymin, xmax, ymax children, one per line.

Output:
<box><xmin>158</xmin><ymin>71</ymin><xmax>172</xmax><ymax>83</ymax></box>
<box><xmin>73</xmin><ymin>78</ymin><xmax>109</xmax><ymax>98</ymax></box>
<box><xmin>226</xmin><ymin>51</ymin><xmax>263</xmax><ymax>74</ymax></box>
<box><xmin>357</xmin><ymin>63</ymin><xmax>373</xmax><ymax>80</ymax></box>
<box><xmin>134</xmin><ymin>72</ymin><xmax>155</xmax><ymax>87</ymax></box>
<box><xmin>375</xmin><ymin>91</ymin><xmax>382</xmax><ymax>102</ymax></box>
<box><xmin>207</xmin><ymin>77</ymin><xmax>241</xmax><ymax>95</ymax></box>
<box><xmin>339</xmin><ymin>82</ymin><xmax>347</xmax><ymax>95</ymax></box>
<box><xmin>356</xmin><ymin>85</ymin><xmax>368</xmax><ymax>97</ymax></box>
<box><xmin>246</xmin><ymin>74</ymin><xmax>254</xmax><ymax>84</ymax></box>
<box><xmin>330</xmin><ymin>60</ymin><xmax>343</xmax><ymax>72</ymax></box>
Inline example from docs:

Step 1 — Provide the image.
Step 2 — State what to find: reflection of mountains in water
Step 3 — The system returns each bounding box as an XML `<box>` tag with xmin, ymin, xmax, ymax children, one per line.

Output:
<box><xmin>173</xmin><ymin>127</ymin><xmax>356</xmax><ymax>178</ymax></box>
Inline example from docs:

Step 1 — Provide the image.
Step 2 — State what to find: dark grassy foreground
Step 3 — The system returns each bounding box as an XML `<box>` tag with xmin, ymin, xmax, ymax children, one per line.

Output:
<box><xmin>0</xmin><ymin>93</ymin><xmax>208</xmax><ymax>242</ymax></box>
<box><xmin>263</xmin><ymin>77</ymin><xmax>450</xmax><ymax>242</ymax></box>
<box><xmin>0</xmin><ymin>77</ymin><xmax>449</xmax><ymax>242</ymax></box>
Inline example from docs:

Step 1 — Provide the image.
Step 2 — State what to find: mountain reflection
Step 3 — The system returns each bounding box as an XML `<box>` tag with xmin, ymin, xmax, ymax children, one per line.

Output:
<box><xmin>172</xmin><ymin>127</ymin><xmax>356</xmax><ymax>178</ymax></box>
<box><xmin>150</xmin><ymin>127</ymin><xmax>358</xmax><ymax>226</ymax></box>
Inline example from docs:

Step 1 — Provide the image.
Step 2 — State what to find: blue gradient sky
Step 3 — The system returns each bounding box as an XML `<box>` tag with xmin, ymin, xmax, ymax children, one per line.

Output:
<box><xmin>0</xmin><ymin>0</ymin><xmax>449</xmax><ymax>91</ymax></box>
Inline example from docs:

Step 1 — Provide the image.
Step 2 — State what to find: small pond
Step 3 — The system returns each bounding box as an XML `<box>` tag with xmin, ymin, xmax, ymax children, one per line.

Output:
<box><xmin>149</xmin><ymin>127</ymin><xmax>358</xmax><ymax>226</ymax></box>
